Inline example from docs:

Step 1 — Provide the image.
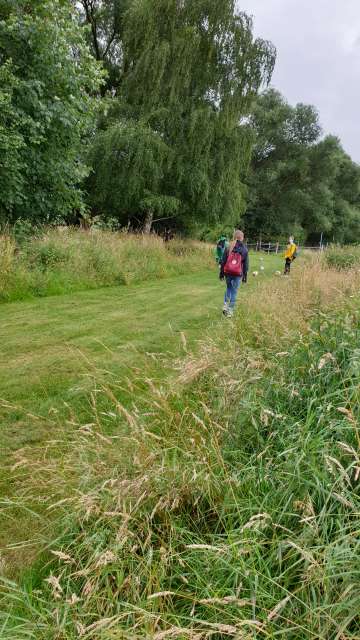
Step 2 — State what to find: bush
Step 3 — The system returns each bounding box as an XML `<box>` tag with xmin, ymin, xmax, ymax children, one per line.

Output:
<box><xmin>26</xmin><ymin>241</ymin><xmax>71</xmax><ymax>270</ymax></box>
<box><xmin>11</xmin><ymin>219</ymin><xmax>42</xmax><ymax>245</ymax></box>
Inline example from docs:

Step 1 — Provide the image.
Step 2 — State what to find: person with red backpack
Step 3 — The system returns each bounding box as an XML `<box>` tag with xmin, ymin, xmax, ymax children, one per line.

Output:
<box><xmin>220</xmin><ymin>230</ymin><xmax>248</xmax><ymax>317</ymax></box>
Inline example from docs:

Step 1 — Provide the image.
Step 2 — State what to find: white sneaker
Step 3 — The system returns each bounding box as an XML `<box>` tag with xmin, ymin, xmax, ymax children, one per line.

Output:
<box><xmin>227</xmin><ymin>308</ymin><xmax>234</xmax><ymax>318</ymax></box>
<box><xmin>222</xmin><ymin>303</ymin><xmax>229</xmax><ymax>315</ymax></box>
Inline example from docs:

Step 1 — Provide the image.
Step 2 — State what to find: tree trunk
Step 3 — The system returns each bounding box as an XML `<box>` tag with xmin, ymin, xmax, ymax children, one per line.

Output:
<box><xmin>143</xmin><ymin>210</ymin><xmax>153</xmax><ymax>234</ymax></box>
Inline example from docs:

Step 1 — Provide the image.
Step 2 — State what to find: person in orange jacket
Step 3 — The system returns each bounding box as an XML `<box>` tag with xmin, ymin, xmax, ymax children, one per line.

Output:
<box><xmin>284</xmin><ymin>236</ymin><xmax>297</xmax><ymax>275</ymax></box>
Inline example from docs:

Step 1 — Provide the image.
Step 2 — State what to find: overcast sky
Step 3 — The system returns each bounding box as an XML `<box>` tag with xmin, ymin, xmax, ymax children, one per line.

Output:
<box><xmin>240</xmin><ymin>0</ymin><xmax>360</xmax><ymax>162</ymax></box>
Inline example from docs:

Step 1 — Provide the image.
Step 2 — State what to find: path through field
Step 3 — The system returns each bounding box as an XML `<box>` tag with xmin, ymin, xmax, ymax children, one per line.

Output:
<box><xmin>0</xmin><ymin>255</ymin><xmax>282</xmax><ymax>572</ymax></box>
<box><xmin>1</xmin><ymin>271</ymin><xmax>219</xmax><ymax>450</ymax></box>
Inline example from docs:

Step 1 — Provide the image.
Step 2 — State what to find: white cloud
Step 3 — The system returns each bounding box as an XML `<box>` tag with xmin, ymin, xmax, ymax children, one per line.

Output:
<box><xmin>240</xmin><ymin>0</ymin><xmax>360</xmax><ymax>161</ymax></box>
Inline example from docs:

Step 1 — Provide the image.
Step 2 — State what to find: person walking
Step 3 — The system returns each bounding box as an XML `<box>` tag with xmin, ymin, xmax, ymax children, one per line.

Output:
<box><xmin>284</xmin><ymin>236</ymin><xmax>297</xmax><ymax>275</ymax></box>
<box><xmin>215</xmin><ymin>235</ymin><xmax>229</xmax><ymax>265</ymax></box>
<box><xmin>220</xmin><ymin>230</ymin><xmax>248</xmax><ymax>317</ymax></box>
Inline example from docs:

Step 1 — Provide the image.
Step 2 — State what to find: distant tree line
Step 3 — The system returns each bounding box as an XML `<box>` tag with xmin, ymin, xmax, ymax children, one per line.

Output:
<box><xmin>244</xmin><ymin>90</ymin><xmax>360</xmax><ymax>244</ymax></box>
<box><xmin>1</xmin><ymin>0</ymin><xmax>359</xmax><ymax>242</ymax></box>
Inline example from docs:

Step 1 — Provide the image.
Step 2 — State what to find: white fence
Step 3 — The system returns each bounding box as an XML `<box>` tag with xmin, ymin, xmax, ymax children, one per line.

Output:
<box><xmin>247</xmin><ymin>242</ymin><xmax>326</xmax><ymax>254</ymax></box>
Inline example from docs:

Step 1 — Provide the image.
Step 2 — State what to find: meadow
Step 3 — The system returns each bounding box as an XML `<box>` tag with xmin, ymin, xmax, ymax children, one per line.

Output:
<box><xmin>0</xmin><ymin>234</ymin><xmax>359</xmax><ymax>639</ymax></box>
<box><xmin>0</xmin><ymin>230</ymin><xmax>214</xmax><ymax>303</ymax></box>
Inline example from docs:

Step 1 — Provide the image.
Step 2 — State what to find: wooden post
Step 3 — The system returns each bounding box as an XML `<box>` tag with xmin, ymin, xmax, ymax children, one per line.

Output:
<box><xmin>276</xmin><ymin>242</ymin><xmax>279</xmax><ymax>254</ymax></box>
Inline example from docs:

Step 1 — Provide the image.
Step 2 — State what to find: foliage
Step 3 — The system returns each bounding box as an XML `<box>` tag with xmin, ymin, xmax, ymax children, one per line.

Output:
<box><xmin>74</xmin><ymin>0</ymin><xmax>128</xmax><ymax>91</ymax></box>
<box><xmin>196</xmin><ymin>221</ymin><xmax>240</xmax><ymax>243</ymax></box>
<box><xmin>0</xmin><ymin>60</ymin><xmax>25</xmax><ymax>213</ymax></box>
<box><xmin>85</xmin><ymin>0</ymin><xmax>275</xmax><ymax>231</ymax></box>
<box><xmin>10</xmin><ymin>218</ymin><xmax>43</xmax><ymax>244</ymax></box>
<box><xmin>88</xmin><ymin>121</ymin><xmax>174</xmax><ymax>225</ymax></box>
<box><xmin>2</xmin><ymin>1</ymin><xmax>360</xmax><ymax>242</ymax></box>
<box><xmin>0</xmin><ymin>0</ymin><xmax>103</xmax><ymax>224</ymax></box>
<box><xmin>244</xmin><ymin>89</ymin><xmax>360</xmax><ymax>243</ymax></box>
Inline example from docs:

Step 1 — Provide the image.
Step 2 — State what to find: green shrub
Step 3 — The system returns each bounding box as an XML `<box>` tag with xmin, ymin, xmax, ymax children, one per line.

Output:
<box><xmin>25</xmin><ymin>241</ymin><xmax>70</xmax><ymax>270</ymax></box>
<box><xmin>12</xmin><ymin>219</ymin><xmax>41</xmax><ymax>245</ymax></box>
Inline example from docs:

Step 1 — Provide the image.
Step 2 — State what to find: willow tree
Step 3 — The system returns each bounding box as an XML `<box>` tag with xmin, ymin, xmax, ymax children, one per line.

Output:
<box><xmin>86</xmin><ymin>0</ymin><xmax>275</xmax><ymax>232</ymax></box>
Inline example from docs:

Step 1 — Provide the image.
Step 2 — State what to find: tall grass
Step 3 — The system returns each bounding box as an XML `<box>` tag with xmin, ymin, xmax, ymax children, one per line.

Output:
<box><xmin>324</xmin><ymin>245</ymin><xmax>360</xmax><ymax>270</ymax></box>
<box><xmin>0</xmin><ymin>234</ymin><xmax>16</xmax><ymax>283</ymax></box>
<box><xmin>1</xmin><ymin>261</ymin><xmax>360</xmax><ymax>638</ymax></box>
<box><xmin>0</xmin><ymin>229</ymin><xmax>214</xmax><ymax>302</ymax></box>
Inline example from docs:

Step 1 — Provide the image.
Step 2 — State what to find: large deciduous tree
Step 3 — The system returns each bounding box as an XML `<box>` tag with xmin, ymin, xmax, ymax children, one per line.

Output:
<box><xmin>244</xmin><ymin>89</ymin><xmax>321</xmax><ymax>240</ymax></box>
<box><xmin>0</xmin><ymin>0</ymin><xmax>103</xmax><ymax>224</ymax></box>
<box><xmin>306</xmin><ymin>136</ymin><xmax>360</xmax><ymax>244</ymax></box>
<box><xmin>85</xmin><ymin>0</ymin><xmax>275</xmax><ymax>232</ymax></box>
<box><xmin>244</xmin><ymin>89</ymin><xmax>360</xmax><ymax>242</ymax></box>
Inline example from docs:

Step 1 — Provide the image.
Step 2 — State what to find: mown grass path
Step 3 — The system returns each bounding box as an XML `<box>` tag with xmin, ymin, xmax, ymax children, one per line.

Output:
<box><xmin>1</xmin><ymin>271</ymin><xmax>220</xmax><ymax>448</ymax></box>
<box><xmin>1</xmin><ymin>255</ymin><xmax>282</xmax><ymax>444</ymax></box>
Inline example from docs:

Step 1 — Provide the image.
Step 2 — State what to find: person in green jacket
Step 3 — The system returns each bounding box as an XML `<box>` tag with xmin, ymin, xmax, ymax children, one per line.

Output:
<box><xmin>215</xmin><ymin>236</ymin><xmax>229</xmax><ymax>265</ymax></box>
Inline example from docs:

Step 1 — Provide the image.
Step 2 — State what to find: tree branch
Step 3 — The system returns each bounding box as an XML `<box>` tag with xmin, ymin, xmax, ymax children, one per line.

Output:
<box><xmin>152</xmin><ymin>215</ymin><xmax>177</xmax><ymax>224</ymax></box>
<box><xmin>103</xmin><ymin>29</ymin><xmax>116</xmax><ymax>59</ymax></box>
<box><xmin>81</xmin><ymin>0</ymin><xmax>101</xmax><ymax>61</ymax></box>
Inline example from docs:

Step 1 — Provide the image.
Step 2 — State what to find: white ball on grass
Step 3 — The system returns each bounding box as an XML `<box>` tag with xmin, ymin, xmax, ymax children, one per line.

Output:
<box><xmin>252</xmin><ymin>271</ymin><xmax>259</xmax><ymax>277</ymax></box>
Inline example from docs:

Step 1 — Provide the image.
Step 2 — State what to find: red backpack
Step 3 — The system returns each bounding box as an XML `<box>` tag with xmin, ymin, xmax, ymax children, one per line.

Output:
<box><xmin>224</xmin><ymin>249</ymin><xmax>243</xmax><ymax>277</ymax></box>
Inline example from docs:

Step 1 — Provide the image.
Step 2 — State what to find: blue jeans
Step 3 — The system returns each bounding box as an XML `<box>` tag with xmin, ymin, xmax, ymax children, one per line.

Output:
<box><xmin>224</xmin><ymin>276</ymin><xmax>242</xmax><ymax>309</ymax></box>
